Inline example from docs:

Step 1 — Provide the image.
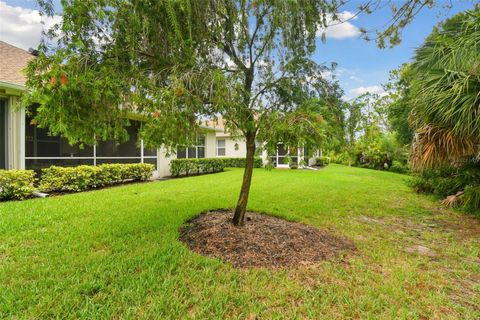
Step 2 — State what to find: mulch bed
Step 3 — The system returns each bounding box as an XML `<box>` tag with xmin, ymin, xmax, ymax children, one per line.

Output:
<box><xmin>180</xmin><ymin>210</ymin><xmax>356</xmax><ymax>269</ymax></box>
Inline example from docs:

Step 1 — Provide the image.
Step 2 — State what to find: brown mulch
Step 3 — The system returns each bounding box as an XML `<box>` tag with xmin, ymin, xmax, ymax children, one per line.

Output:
<box><xmin>179</xmin><ymin>210</ymin><xmax>356</xmax><ymax>269</ymax></box>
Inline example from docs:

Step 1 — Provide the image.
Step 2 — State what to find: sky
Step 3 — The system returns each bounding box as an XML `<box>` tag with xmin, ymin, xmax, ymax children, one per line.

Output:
<box><xmin>0</xmin><ymin>0</ymin><xmax>476</xmax><ymax>100</ymax></box>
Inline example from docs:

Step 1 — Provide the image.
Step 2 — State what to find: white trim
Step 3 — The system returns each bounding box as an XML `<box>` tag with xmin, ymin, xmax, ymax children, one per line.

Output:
<box><xmin>0</xmin><ymin>81</ymin><xmax>26</xmax><ymax>92</ymax></box>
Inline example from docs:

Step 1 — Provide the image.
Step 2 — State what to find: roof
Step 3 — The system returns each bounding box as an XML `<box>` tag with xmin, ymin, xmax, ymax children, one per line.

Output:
<box><xmin>205</xmin><ymin>118</ymin><xmax>226</xmax><ymax>130</ymax></box>
<box><xmin>199</xmin><ymin>124</ymin><xmax>223</xmax><ymax>132</ymax></box>
<box><xmin>0</xmin><ymin>41</ymin><xmax>35</xmax><ymax>87</ymax></box>
<box><xmin>205</xmin><ymin>117</ymin><xmax>243</xmax><ymax>138</ymax></box>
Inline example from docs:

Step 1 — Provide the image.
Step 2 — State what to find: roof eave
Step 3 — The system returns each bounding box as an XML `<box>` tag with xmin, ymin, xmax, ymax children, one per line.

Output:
<box><xmin>0</xmin><ymin>81</ymin><xmax>26</xmax><ymax>96</ymax></box>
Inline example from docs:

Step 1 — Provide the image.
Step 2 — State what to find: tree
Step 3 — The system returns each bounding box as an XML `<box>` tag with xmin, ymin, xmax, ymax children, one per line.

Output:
<box><xmin>302</xmin><ymin>80</ymin><xmax>346</xmax><ymax>154</ymax></box>
<box><xmin>26</xmin><ymin>0</ymin><xmax>441</xmax><ymax>226</ymax></box>
<box><xmin>383</xmin><ymin>64</ymin><xmax>415</xmax><ymax>146</ymax></box>
<box><xmin>345</xmin><ymin>99</ymin><xmax>362</xmax><ymax>147</ymax></box>
<box><xmin>409</xmin><ymin>6</ymin><xmax>480</xmax><ymax>169</ymax></box>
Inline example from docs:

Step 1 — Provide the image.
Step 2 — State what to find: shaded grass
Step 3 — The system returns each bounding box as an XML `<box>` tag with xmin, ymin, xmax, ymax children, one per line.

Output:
<box><xmin>0</xmin><ymin>164</ymin><xmax>479</xmax><ymax>319</ymax></box>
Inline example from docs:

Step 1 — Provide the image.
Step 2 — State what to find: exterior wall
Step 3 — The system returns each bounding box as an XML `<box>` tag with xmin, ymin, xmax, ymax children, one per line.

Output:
<box><xmin>157</xmin><ymin>147</ymin><xmax>173</xmax><ymax>178</ymax></box>
<box><xmin>157</xmin><ymin>131</ymin><xmax>217</xmax><ymax>178</ymax></box>
<box><xmin>205</xmin><ymin>131</ymin><xmax>216</xmax><ymax>158</ymax></box>
<box><xmin>215</xmin><ymin>133</ymin><xmax>247</xmax><ymax>158</ymax></box>
<box><xmin>213</xmin><ymin>130</ymin><xmax>319</xmax><ymax>168</ymax></box>
<box><xmin>307</xmin><ymin>150</ymin><xmax>320</xmax><ymax>166</ymax></box>
<box><xmin>0</xmin><ymin>90</ymin><xmax>25</xmax><ymax>170</ymax></box>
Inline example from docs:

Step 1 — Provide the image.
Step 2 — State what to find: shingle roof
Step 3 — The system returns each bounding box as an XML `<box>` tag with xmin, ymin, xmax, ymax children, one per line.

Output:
<box><xmin>0</xmin><ymin>40</ymin><xmax>35</xmax><ymax>87</ymax></box>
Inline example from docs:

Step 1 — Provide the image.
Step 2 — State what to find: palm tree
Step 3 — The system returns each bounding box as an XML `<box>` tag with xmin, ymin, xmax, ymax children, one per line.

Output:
<box><xmin>409</xmin><ymin>6</ymin><xmax>480</xmax><ymax>169</ymax></box>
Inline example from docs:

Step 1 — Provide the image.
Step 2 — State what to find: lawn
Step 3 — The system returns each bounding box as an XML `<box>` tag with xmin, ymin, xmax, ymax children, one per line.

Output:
<box><xmin>0</xmin><ymin>164</ymin><xmax>479</xmax><ymax>319</ymax></box>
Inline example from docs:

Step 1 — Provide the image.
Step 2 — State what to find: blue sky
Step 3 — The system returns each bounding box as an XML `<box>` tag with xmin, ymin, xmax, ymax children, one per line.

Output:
<box><xmin>0</xmin><ymin>0</ymin><xmax>476</xmax><ymax>99</ymax></box>
<box><xmin>315</xmin><ymin>1</ymin><xmax>476</xmax><ymax>99</ymax></box>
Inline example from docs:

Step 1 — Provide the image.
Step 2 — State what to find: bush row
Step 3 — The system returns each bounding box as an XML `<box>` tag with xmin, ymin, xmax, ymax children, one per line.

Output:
<box><xmin>170</xmin><ymin>158</ymin><xmax>225</xmax><ymax>177</ymax></box>
<box><xmin>170</xmin><ymin>157</ymin><xmax>265</xmax><ymax>177</ymax></box>
<box><xmin>39</xmin><ymin>163</ymin><xmax>154</xmax><ymax>192</ymax></box>
<box><xmin>0</xmin><ymin>170</ymin><xmax>36</xmax><ymax>201</ymax></box>
<box><xmin>220</xmin><ymin>157</ymin><xmax>263</xmax><ymax>168</ymax></box>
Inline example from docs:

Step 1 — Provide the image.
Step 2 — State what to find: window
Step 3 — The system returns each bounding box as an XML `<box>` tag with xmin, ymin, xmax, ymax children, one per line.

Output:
<box><xmin>177</xmin><ymin>135</ymin><xmax>206</xmax><ymax>159</ymax></box>
<box><xmin>216</xmin><ymin>139</ymin><xmax>226</xmax><ymax>156</ymax></box>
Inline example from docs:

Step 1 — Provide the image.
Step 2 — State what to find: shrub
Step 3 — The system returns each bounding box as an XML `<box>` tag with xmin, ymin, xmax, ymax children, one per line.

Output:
<box><xmin>39</xmin><ymin>163</ymin><xmax>154</xmax><ymax>193</ymax></box>
<box><xmin>264</xmin><ymin>162</ymin><xmax>274</xmax><ymax>171</ymax></box>
<box><xmin>356</xmin><ymin>147</ymin><xmax>387</xmax><ymax>170</ymax></box>
<box><xmin>389</xmin><ymin>161</ymin><xmax>409</xmax><ymax>174</ymax></box>
<box><xmin>407</xmin><ymin>176</ymin><xmax>435</xmax><ymax>194</ymax></box>
<box><xmin>220</xmin><ymin>157</ymin><xmax>263</xmax><ymax>168</ymax></box>
<box><xmin>0</xmin><ymin>170</ymin><xmax>36</xmax><ymax>201</ymax></box>
<box><xmin>315</xmin><ymin>156</ymin><xmax>330</xmax><ymax>167</ymax></box>
<box><xmin>330</xmin><ymin>152</ymin><xmax>353</xmax><ymax>166</ymax></box>
<box><xmin>408</xmin><ymin>161</ymin><xmax>480</xmax><ymax>214</ymax></box>
<box><xmin>170</xmin><ymin>158</ymin><xmax>225</xmax><ymax>177</ymax></box>
<box><xmin>290</xmin><ymin>164</ymin><xmax>298</xmax><ymax>169</ymax></box>
<box><xmin>462</xmin><ymin>185</ymin><xmax>480</xmax><ymax>216</ymax></box>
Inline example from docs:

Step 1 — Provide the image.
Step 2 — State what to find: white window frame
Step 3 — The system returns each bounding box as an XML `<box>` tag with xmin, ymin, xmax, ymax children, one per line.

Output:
<box><xmin>177</xmin><ymin>135</ymin><xmax>206</xmax><ymax>159</ymax></box>
<box><xmin>216</xmin><ymin>139</ymin><xmax>226</xmax><ymax>156</ymax></box>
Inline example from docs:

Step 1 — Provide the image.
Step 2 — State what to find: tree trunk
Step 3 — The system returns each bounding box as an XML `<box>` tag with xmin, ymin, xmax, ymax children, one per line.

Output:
<box><xmin>232</xmin><ymin>134</ymin><xmax>256</xmax><ymax>226</ymax></box>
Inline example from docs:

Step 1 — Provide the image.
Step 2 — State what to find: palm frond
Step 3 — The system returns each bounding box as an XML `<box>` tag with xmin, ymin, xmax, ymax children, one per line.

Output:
<box><xmin>410</xmin><ymin>125</ymin><xmax>478</xmax><ymax>170</ymax></box>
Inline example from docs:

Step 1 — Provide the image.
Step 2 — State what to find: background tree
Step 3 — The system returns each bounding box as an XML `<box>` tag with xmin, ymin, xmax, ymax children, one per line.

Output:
<box><xmin>25</xmin><ymin>0</ymin><xmax>444</xmax><ymax>226</ymax></box>
<box><xmin>304</xmin><ymin>80</ymin><xmax>346</xmax><ymax>154</ymax></box>
<box><xmin>383</xmin><ymin>64</ymin><xmax>415</xmax><ymax>146</ymax></box>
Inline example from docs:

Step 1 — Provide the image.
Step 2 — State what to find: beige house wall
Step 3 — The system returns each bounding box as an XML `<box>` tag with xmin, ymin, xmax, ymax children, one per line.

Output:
<box><xmin>215</xmin><ymin>133</ymin><xmax>247</xmax><ymax>158</ymax></box>
<box><xmin>205</xmin><ymin>132</ymin><xmax>216</xmax><ymax>158</ymax></box>
<box><xmin>157</xmin><ymin>130</ymin><xmax>218</xmax><ymax>178</ymax></box>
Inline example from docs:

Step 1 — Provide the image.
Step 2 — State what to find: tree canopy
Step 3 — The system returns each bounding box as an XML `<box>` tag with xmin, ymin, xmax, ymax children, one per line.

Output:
<box><xmin>25</xmin><ymin>0</ymin><xmax>444</xmax><ymax>225</ymax></box>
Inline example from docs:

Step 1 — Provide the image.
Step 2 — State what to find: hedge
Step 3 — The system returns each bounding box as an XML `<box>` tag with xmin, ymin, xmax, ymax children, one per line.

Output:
<box><xmin>170</xmin><ymin>158</ymin><xmax>225</xmax><ymax>177</ymax></box>
<box><xmin>315</xmin><ymin>156</ymin><xmax>331</xmax><ymax>167</ymax></box>
<box><xmin>220</xmin><ymin>157</ymin><xmax>263</xmax><ymax>168</ymax></box>
<box><xmin>0</xmin><ymin>169</ymin><xmax>36</xmax><ymax>201</ymax></box>
<box><xmin>169</xmin><ymin>157</ymin><xmax>264</xmax><ymax>177</ymax></box>
<box><xmin>39</xmin><ymin>163</ymin><xmax>154</xmax><ymax>193</ymax></box>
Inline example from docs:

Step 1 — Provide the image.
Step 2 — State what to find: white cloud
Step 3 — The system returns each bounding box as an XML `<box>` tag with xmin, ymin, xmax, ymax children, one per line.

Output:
<box><xmin>349</xmin><ymin>75</ymin><xmax>364</xmax><ymax>83</ymax></box>
<box><xmin>317</xmin><ymin>11</ymin><xmax>361</xmax><ymax>40</ymax></box>
<box><xmin>0</xmin><ymin>1</ymin><xmax>61</xmax><ymax>50</ymax></box>
<box><xmin>348</xmin><ymin>85</ymin><xmax>386</xmax><ymax>99</ymax></box>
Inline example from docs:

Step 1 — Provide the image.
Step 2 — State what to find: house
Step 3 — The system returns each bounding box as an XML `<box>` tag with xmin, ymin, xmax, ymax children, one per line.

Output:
<box><xmin>204</xmin><ymin>118</ymin><xmax>319</xmax><ymax>168</ymax></box>
<box><xmin>1</xmin><ymin>40</ymin><xmax>317</xmax><ymax>177</ymax></box>
<box><xmin>0</xmin><ymin>41</ymin><xmax>213</xmax><ymax>177</ymax></box>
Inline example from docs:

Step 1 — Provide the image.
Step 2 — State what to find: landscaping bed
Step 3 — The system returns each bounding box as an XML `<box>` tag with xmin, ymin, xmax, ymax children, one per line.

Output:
<box><xmin>180</xmin><ymin>210</ymin><xmax>356</xmax><ymax>268</ymax></box>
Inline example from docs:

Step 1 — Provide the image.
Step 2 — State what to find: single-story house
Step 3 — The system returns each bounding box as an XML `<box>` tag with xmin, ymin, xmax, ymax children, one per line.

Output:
<box><xmin>1</xmin><ymin>40</ymin><xmax>317</xmax><ymax>177</ymax></box>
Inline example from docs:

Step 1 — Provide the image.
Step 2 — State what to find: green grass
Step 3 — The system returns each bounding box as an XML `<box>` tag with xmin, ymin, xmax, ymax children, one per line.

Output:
<box><xmin>1</xmin><ymin>164</ymin><xmax>479</xmax><ymax>319</ymax></box>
